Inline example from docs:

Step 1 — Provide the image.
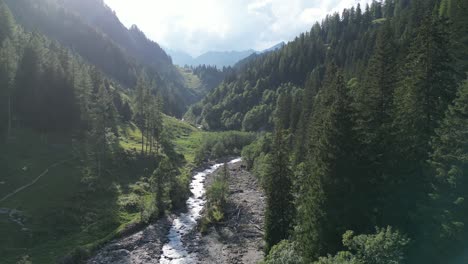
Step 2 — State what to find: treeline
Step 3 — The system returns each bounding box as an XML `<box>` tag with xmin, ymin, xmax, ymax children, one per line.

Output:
<box><xmin>231</xmin><ymin>0</ymin><xmax>468</xmax><ymax>263</ymax></box>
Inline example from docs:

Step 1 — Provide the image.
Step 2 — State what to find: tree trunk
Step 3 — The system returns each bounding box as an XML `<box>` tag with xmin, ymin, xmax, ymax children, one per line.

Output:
<box><xmin>149</xmin><ymin>127</ymin><xmax>153</xmax><ymax>155</ymax></box>
<box><xmin>98</xmin><ymin>155</ymin><xmax>101</xmax><ymax>178</ymax></box>
<box><xmin>7</xmin><ymin>95</ymin><xmax>11</xmax><ymax>141</ymax></box>
<box><xmin>141</xmin><ymin>125</ymin><xmax>144</xmax><ymax>154</ymax></box>
<box><xmin>145</xmin><ymin>123</ymin><xmax>150</xmax><ymax>155</ymax></box>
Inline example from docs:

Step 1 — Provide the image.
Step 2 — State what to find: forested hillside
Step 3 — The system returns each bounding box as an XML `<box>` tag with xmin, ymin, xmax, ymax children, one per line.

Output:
<box><xmin>193</xmin><ymin>0</ymin><xmax>467</xmax><ymax>133</ymax></box>
<box><xmin>0</xmin><ymin>1</ymin><xmax>214</xmax><ymax>262</ymax></box>
<box><xmin>190</xmin><ymin>0</ymin><xmax>467</xmax><ymax>263</ymax></box>
<box><xmin>1</xmin><ymin>0</ymin><xmax>467</xmax><ymax>263</ymax></box>
<box><xmin>4</xmin><ymin>0</ymin><xmax>197</xmax><ymax>117</ymax></box>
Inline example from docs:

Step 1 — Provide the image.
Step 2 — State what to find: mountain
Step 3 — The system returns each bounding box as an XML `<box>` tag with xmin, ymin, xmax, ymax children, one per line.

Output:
<box><xmin>167</xmin><ymin>49</ymin><xmax>255</xmax><ymax>68</ymax></box>
<box><xmin>258</xmin><ymin>41</ymin><xmax>286</xmax><ymax>54</ymax></box>
<box><xmin>167</xmin><ymin>42</ymin><xmax>286</xmax><ymax>68</ymax></box>
<box><xmin>192</xmin><ymin>50</ymin><xmax>255</xmax><ymax>68</ymax></box>
<box><xmin>4</xmin><ymin>0</ymin><xmax>197</xmax><ymax>117</ymax></box>
<box><xmin>166</xmin><ymin>49</ymin><xmax>195</xmax><ymax>67</ymax></box>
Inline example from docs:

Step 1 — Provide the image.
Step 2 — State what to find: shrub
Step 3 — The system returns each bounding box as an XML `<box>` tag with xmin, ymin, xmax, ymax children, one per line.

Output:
<box><xmin>314</xmin><ymin>227</ymin><xmax>410</xmax><ymax>264</ymax></box>
<box><xmin>264</xmin><ymin>240</ymin><xmax>304</xmax><ymax>264</ymax></box>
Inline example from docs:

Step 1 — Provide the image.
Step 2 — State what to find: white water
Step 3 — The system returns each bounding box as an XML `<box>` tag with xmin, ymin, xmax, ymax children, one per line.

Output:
<box><xmin>159</xmin><ymin>158</ymin><xmax>242</xmax><ymax>264</ymax></box>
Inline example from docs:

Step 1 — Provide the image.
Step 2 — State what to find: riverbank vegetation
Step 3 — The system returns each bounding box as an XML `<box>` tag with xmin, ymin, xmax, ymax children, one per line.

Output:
<box><xmin>200</xmin><ymin>163</ymin><xmax>230</xmax><ymax>233</ymax></box>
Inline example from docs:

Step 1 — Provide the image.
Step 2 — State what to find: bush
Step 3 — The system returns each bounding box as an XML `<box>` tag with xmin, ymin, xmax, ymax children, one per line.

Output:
<box><xmin>201</xmin><ymin>163</ymin><xmax>230</xmax><ymax>232</ymax></box>
<box><xmin>314</xmin><ymin>227</ymin><xmax>410</xmax><ymax>264</ymax></box>
<box><xmin>241</xmin><ymin>133</ymin><xmax>271</xmax><ymax>170</ymax></box>
<box><xmin>206</xmin><ymin>166</ymin><xmax>229</xmax><ymax>221</ymax></box>
<box><xmin>139</xmin><ymin>194</ymin><xmax>158</xmax><ymax>223</ymax></box>
<box><xmin>264</xmin><ymin>240</ymin><xmax>303</xmax><ymax>264</ymax></box>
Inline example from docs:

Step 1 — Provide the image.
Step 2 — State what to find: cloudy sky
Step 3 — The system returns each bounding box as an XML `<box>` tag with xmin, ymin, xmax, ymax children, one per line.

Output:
<box><xmin>103</xmin><ymin>0</ymin><xmax>372</xmax><ymax>56</ymax></box>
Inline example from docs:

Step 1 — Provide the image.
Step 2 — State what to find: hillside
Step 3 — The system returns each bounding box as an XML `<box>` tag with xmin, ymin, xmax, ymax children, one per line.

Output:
<box><xmin>193</xmin><ymin>0</ymin><xmax>468</xmax><ymax>263</ymax></box>
<box><xmin>4</xmin><ymin>0</ymin><xmax>197</xmax><ymax>117</ymax></box>
<box><xmin>0</xmin><ymin>1</ymin><xmax>227</xmax><ymax>262</ymax></box>
<box><xmin>191</xmin><ymin>0</ymin><xmax>467</xmax><ymax>132</ymax></box>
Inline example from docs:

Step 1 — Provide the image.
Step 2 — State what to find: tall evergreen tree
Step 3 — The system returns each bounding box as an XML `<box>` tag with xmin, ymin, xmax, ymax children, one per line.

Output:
<box><xmin>134</xmin><ymin>73</ymin><xmax>149</xmax><ymax>154</ymax></box>
<box><xmin>0</xmin><ymin>38</ymin><xmax>17</xmax><ymax>140</ymax></box>
<box><xmin>0</xmin><ymin>0</ymin><xmax>15</xmax><ymax>44</ymax></box>
<box><xmin>428</xmin><ymin>81</ymin><xmax>468</xmax><ymax>261</ymax></box>
<box><xmin>351</xmin><ymin>21</ymin><xmax>397</xmax><ymax>226</ymax></box>
<box><xmin>296</xmin><ymin>63</ymin><xmax>359</xmax><ymax>261</ymax></box>
<box><xmin>264</xmin><ymin>96</ymin><xmax>295</xmax><ymax>253</ymax></box>
<box><xmin>390</xmin><ymin>15</ymin><xmax>458</xmax><ymax>229</ymax></box>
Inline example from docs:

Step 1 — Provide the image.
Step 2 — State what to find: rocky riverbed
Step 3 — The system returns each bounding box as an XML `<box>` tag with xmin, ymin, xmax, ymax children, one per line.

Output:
<box><xmin>87</xmin><ymin>159</ymin><xmax>265</xmax><ymax>264</ymax></box>
<box><xmin>87</xmin><ymin>216</ymin><xmax>172</xmax><ymax>264</ymax></box>
<box><xmin>189</xmin><ymin>160</ymin><xmax>266</xmax><ymax>264</ymax></box>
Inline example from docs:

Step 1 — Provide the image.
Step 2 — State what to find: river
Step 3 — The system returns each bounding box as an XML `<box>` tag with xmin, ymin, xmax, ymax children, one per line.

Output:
<box><xmin>159</xmin><ymin>158</ymin><xmax>242</xmax><ymax>264</ymax></box>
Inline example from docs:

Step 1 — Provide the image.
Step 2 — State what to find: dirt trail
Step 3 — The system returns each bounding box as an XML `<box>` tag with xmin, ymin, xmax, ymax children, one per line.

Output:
<box><xmin>193</xmin><ymin>161</ymin><xmax>266</xmax><ymax>264</ymax></box>
<box><xmin>0</xmin><ymin>158</ymin><xmax>74</xmax><ymax>203</ymax></box>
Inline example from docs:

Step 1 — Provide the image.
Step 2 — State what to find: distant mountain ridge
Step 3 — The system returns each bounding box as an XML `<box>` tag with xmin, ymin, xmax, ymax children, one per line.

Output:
<box><xmin>166</xmin><ymin>42</ymin><xmax>285</xmax><ymax>68</ymax></box>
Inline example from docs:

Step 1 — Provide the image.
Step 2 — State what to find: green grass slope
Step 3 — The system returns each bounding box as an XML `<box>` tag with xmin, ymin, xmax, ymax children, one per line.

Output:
<box><xmin>0</xmin><ymin>116</ymin><xmax>204</xmax><ymax>263</ymax></box>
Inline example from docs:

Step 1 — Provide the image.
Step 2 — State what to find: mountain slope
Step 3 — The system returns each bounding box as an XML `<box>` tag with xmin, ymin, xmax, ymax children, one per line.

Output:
<box><xmin>4</xmin><ymin>0</ymin><xmax>196</xmax><ymax>117</ymax></box>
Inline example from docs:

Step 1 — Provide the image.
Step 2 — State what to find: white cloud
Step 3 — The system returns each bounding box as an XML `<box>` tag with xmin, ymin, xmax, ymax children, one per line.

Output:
<box><xmin>104</xmin><ymin>0</ymin><xmax>372</xmax><ymax>56</ymax></box>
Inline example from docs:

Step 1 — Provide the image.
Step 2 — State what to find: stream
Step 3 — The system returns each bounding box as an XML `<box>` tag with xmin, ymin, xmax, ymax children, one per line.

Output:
<box><xmin>159</xmin><ymin>158</ymin><xmax>242</xmax><ymax>264</ymax></box>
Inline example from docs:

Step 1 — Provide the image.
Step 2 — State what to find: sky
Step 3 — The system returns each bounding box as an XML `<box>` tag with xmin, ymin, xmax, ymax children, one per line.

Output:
<box><xmin>104</xmin><ymin>0</ymin><xmax>372</xmax><ymax>56</ymax></box>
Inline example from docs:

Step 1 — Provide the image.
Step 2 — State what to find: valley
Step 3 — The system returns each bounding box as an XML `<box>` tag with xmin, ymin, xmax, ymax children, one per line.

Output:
<box><xmin>0</xmin><ymin>0</ymin><xmax>467</xmax><ymax>263</ymax></box>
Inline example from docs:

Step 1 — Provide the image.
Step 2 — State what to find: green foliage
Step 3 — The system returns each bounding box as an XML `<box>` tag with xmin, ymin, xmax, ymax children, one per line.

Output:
<box><xmin>264</xmin><ymin>240</ymin><xmax>304</xmax><ymax>264</ymax></box>
<box><xmin>427</xmin><ymin>81</ymin><xmax>468</xmax><ymax>259</ymax></box>
<box><xmin>0</xmin><ymin>0</ymin><xmax>15</xmax><ymax>44</ymax></box>
<box><xmin>0</xmin><ymin>2</ymin><xmax>205</xmax><ymax>262</ymax></box>
<box><xmin>202</xmin><ymin>163</ymin><xmax>230</xmax><ymax>229</ymax></box>
<box><xmin>241</xmin><ymin>133</ymin><xmax>272</xmax><ymax>171</ymax></box>
<box><xmin>296</xmin><ymin>64</ymin><xmax>359</xmax><ymax>261</ymax></box>
<box><xmin>194</xmin><ymin>131</ymin><xmax>256</xmax><ymax>164</ymax></box>
<box><xmin>139</xmin><ymin>194</ymin><xmax>158</xmax><ymax>224</ymax></box>
<box><xmin>315</xmin><ymin>227</ymin><xmax>410</xmax><ymax>264</ymax></box>
<box><xmin>264</xmin><ymin>129</ymin><xmax>295</xmax><ymax>253</ymax></box>
<box><xmin>4</xmin><ymin>0</ymin><xmax>198</xmax><ymax>117</ymax></box>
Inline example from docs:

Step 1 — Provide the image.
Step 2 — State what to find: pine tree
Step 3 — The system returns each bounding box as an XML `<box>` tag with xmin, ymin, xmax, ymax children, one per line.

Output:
<box><xmin>0</xmin><ymin>0</ymin><xmax>15</xmax><ymax>44</ymax></box>
<box><xmin>351</xmin><ymin>21</ymin><xmax>397</xmax><ymax>226</ymax></box>
<box><xmin>439</xmin><ymin>0</ymin><xmax>468</xmax><ymax>75</ymax></box>
<box><xmin>14</xmin><ymin>35</ymin><xmax>44</xmax><ymax>129</ymax></box>
<box><xmin>0</xmin><ymin>38</ymin><xmax>17</xmax><ymax>140</ymax></box>
<box><xmin>390</xmin><ymin>15</ymin><xmax>458</xmax><ymax>229</ymax></box>
<box><xmin>152</xmin><ymin>157</ymin><xmax>174</xmax><ymax>216</ymax></box>
<box><xmin>153</xmin><ymin>91</ymin><xmax>164</xmax><ymax>154</ymax></box>
<box><xmin>87</xmin><ymin>82</ymin><xmax>118</xmax><ymax>178</ymax></box>
<box><xmin>264</xmin><ymin>126</ymin><xmax>294</xmax><ymax>254</ymax></box>
<box><xmin>296</xmin><ymin>63</ymin><xmax>359</xmax><ymax>261</ymax></box>
<box><xmin>134</xmin><ymin>73</ymin><xmax>149</xmax><ymax>154</ymax></box>
<box><xmin>428</xmin><ymin>81</ymin><xmax>468</xmax><ymax>261</ymax></box>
